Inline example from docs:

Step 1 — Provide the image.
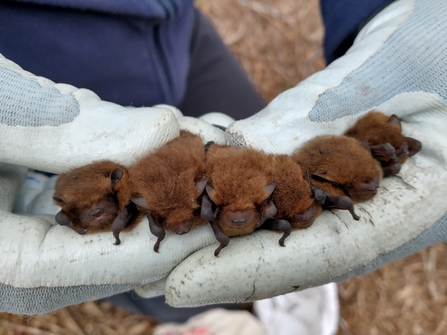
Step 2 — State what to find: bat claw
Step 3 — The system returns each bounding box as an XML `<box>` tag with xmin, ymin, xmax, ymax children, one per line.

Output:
<box><xmin>214</xmin><ymin>245</ymin><xmax>224</xmax><ymax>257</ymax></box>
<box><xmin>153</xmin><ymin>238</ymin><xmax>162</xmax><ymax>253</ymax></box>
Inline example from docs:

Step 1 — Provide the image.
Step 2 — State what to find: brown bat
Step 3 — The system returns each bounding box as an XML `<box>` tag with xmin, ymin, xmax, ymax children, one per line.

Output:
<box><xmin>344</xmin><ymin>111</ymin><xmax>422</xmax><ymax>176</ymax></box>
<box><xmin>130</xmin><ymin>131</ymin><xmax>208</xmax><ymax>252</ymax></box>
<box><xmin>260</xmin><ymin>154</ymin><xmax>360</xmax><ymax>246</ymax></box>
<box><xmin>201</xmin><ymin>143</ymin><xmax>277</xmax><ymax>256</ymax></box>
<box><xmin>292</xmin><ymin>135</ymin><xmax>383</xmax><ymax>206</ymax></box>
<box><xmin>53</xmin><ymin>160</ymin><xmax>140</xmax><ymax>245</ymax></box>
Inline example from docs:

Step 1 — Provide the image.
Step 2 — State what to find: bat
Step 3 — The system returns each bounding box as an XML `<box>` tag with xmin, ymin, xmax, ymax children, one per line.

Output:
<box><xmin>260</xmin><ymin>154</ymin><xmax>360</xmax><ymax>246</ymax></box>
<box><xmin>53</xmin><ymin>160</ymin><xmax>140</xmax><ymax>245</ymax></box>
<box><xmin>344</xmin><ymin>111</ymin><xmax>422</xmax><ymax>176</ymax></box>
<box><xmin>258</xmin><ymin>154</ymin><xmax>317</xmax><ymax>246</ymax></box>
<box><xmin>130</xmin><ymin>131</ymin><xmax>208</xmax><ymax>252</ymax></box>
<box><xmin>201</xmin><ymin>143</ymin><xmax>277</xmax><ymax>256</ymax></box>
<box><xmin>292</xmin><ymin>135</ymin><xmax>383</xmax><ymax>205</ymax></box>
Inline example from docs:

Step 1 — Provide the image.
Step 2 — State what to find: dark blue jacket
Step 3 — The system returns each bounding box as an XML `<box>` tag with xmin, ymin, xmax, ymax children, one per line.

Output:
<box><xmin>320</xmin><ymin>0</ymin><xmax>395</xmax><ymax>64</ymax></box>
<box><xmin>1</xmin><ymin>0</ymin><xmax>390</xmax><ymax>106</ymax></box>
<box><xmin>0</xmin><ymin>0</ymin><xmax>194</xmax><ymax>107</ymax></box>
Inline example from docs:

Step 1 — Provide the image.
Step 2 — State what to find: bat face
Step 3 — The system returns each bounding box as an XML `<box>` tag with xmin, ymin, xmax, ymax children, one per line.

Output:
<box><xmin>152</xmin><ymin>206</ymin><xmax>203</xmax><ymax>235</ymax></box>
<box><xmin>344</xmin><ymin>174</ymin><xmax>380</xmax><ymax>202</ymax></box>
<box><xmin>344</xmin><ymin>112</ymin><xmax>422</xmax><ymax>176</ymax></box>
<box><xmin>205</xmin><ymin>182</ymin><xmax>276</xmax><ymax>237</ymax></box>
<box><xmin>131</xmin><ymin>177</ymin><xmax>208</xmax><ymax>233</ymax></box>
<box><xmin>270</xmin><ymin>154</ymin><xmax>318</xmax><ymax>228</ymax></box>
<box><xmin>131</xmin><ymin>175</ymin><xmax>208</xmax><ymax>252</ymax></box>
<box><xmin>53</xmin><ymin>161</ymin><xmax>131</xmax><ymax>236</ymax></box>
<box><xmin>290</xmin><ymin>201</ymin><xmax>320</xmax><ymax>228</ymax></box>
<box><xmin>55</xmin><ymin>196</ymin><xmax>120</xmax><ymax>233</ymax></box>
<box><xmin>77</xmin><ymin>197</ymin><xmax>120</xmax><ymax>230</ymax></box>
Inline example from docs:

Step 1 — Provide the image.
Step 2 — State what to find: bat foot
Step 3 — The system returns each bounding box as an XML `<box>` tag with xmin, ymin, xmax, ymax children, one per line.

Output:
<box><xmin>382</xmin><ymin>162</ymin><xmax>401</xmax><ymax>177</ymax></box>
<box><xmin>210</xmin><ymin>222</ymin><xmax>229</xmax><ymax>257</ymax></box>
<box><xmin>278</xmin><ymin>229</ymin><xmax>290</xmax><ymax>247</ymax></box>
<box><xmin>153</xmin><ymin>239</ymin><xmax>162</xmax><ymax>253</ymax></box>
<box><xmin>214</xmin><ymin>243</ymin><xmax>227</xmax><ymax>257</ymax></box>
<box><xmin>259</xmin><ymin>219</ymin><xmax>292</xmax><ymax>247</ymax></box>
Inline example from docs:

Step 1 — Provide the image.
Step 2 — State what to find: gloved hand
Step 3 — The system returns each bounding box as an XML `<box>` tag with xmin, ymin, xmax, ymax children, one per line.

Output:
<box><xmin>0</xmin><ymin>54</ymin><xmax>229</xmax><ymax>314</ymax></box>
<box><xmin>164</xmin><ymin>0</ymin><xmax>447</xmax><ymax>307</ymax></box>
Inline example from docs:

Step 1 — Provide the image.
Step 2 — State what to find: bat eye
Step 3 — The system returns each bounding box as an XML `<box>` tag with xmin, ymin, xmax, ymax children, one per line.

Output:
<box><xmin>89</xmin><ymin>208</ymin><xmax>104</xmax><ymax>219</ymax></box>
<box><xmin>345</xmin><ymin>184</ymin><xmax>352</xmax><ymax>190</ymax></box>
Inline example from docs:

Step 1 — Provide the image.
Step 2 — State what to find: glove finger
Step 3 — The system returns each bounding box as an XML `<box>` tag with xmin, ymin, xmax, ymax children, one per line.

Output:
<box><xmin>178</xmin><ymin>116</ymin><xmax>227</xmax><ymax>145</ymax></box>
<box><xmin>0</xmin><ymin>195</ymin><xmax>217</xmax><ymax>314</ymax></box>
<box><xmin>134</xmin><ymin>277</ymin><xmax>167</xmax><ymax>299</ymax></box>
<box><xmin>0</xmin><ymin>55</ymin><xmax>180</xmax><ymax>173</ymax></box>
<box><xmin>0</xmin><ymin>214</ymin><xmax>216</xmax><ymax>313</ymax></box>
<box><xmin>199</xmin><ymin>112</ymin><xmax>236</xmax><ymax>129</ymax></box>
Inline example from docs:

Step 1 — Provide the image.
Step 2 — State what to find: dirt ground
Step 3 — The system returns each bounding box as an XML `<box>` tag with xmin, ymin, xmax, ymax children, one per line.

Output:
<box><xmin>1</xmin><ymin>1</ymin><xmax>446</xmax><ymax>334</ymax></box>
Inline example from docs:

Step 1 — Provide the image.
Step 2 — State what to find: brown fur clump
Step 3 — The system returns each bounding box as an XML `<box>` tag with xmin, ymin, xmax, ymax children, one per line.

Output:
<box><xmin>345</xmin><ymin>111</ymin><xmax>405</xmax><ymax>150</ymax></box>
<box><xmin>293</xmin><ymin>135</ymin><xmax>383</xmax><ymax>203</ymax></box>
<box><xmin>53</xmin><ymin>160</ymin><xmax>138</xmax><ymax>239</ymax></box>
<box><xmin>270</xmin><ymin>154</ymin><xmax>318</xmax><ymax>228</ymax></box>
<box><xmin>205</xmin><ymin>144</ymin><xmax>274</xmax><ymax>237</ymax></box>
<box><xmin>130</xmin><ymin>131</ymin><xmax>207</xmax><ymax>235</ymax></box>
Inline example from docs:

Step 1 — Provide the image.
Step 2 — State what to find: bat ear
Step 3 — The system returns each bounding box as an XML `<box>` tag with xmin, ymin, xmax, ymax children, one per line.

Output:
<box><xmin>360</xmin><ymin>138</ymin><xmax>371</xmax><ymax>153</ymax></box>
<box><xmin>131</xmin><ymin>196</ymin><xmax>149</xmax><ymax>210</ymax></box>
<box><xmin>204</xmin><ymin>141</ymin><xmax>215</xmax><ymax>154</ymax></box>
<box><xmin>311</xmin><ymin>185</ymin><xmax>326</xmax><ymax>204</ymax></box>
<box><xmin>311</xmin><ymin>173</ymin><xmax>340</xmax><ymax>187</ymax></box>
<box><xmin>304</xmin><ymin>171</ymin><xmax>311</xmax><ymax>185</ymax></box>
<box><xmin>53</xmin><ymin>196</ymin><xmax>71</xmax><ymax>207</ymax></box>
<box><xmin>405</xmin><ymin>137</ymin><xmax>422</xmax><ymax>156</ymax></box>
<box><xmin>205</xmin><ymin>184</ymin><xmax>217</xmax><ymax>203</ymax></box>
<box><xmin>388</xmin><ymin>114</ymin><xmax>402</xmax><ymax>131</ymax></box>
<box><xmin>263</xmin><ymin>181</ymin><xmax>276</xmax><ymax>200</ymax></box>
<box><xmin>195</xmin><ymin>177</ymin><xmax>209</xmax><ymax>195</ymax></box>
<box><xmin>109</xmin><ymin>168</ymin><xmax>124</xmax><ymax>192</ymax></box>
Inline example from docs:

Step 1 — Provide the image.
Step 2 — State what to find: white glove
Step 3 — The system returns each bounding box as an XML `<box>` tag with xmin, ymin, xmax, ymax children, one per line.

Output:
<box><xmin>0</xmin><ymin>54</ymin><xmax>229</xmax><ymax>314</ymax></box>
<box><xmin>164</xmin><ymin>0</ymin><xmax>447</xmax><ymax>307</ymax></box>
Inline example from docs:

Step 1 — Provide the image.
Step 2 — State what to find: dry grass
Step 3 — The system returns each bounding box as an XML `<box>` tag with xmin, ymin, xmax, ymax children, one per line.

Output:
<box><xmin>196</xmin><ymin>0</ymin><xmax>325</xmax><ymax>102</ymax></box>
<box><xmin>338</xmin><ymin>244</ymin><xmax>447</xmax><ymax>335</ymax></box>
<box><xmin>0</xmin><ymin>302</ymin><xmax>159</xmax><ymax>335</ymax></box>
<box><xmin>1</xmin><ymin>1</ymin><xmax>446</xmax><ymax>334</ymax></box>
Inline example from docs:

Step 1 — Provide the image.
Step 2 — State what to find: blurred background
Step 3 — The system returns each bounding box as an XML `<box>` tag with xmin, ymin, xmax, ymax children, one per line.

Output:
<box><xmin>1</xmin><ymin>1</ymin><xmax>446</xmax><ymax>334</ymax></box>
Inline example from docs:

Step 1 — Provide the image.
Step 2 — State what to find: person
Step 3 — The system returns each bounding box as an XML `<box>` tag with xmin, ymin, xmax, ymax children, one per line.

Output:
<box><xmin>0</xmin><ymin>0</ymin><xmax>446</xmax><ymax>324</ymax></box>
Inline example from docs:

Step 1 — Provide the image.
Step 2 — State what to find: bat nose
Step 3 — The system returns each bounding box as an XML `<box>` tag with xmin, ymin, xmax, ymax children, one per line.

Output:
<box><xmin>227</xmin><ymin>210</ymin><xmax>249</xmax><ymax>224</ymax></box>
<box><xmin>89</xmin><ymin>208</ymin><xmax>103</xmax><ymax>219</ymax></box>
<box><xmin>369</xmin><ymin>183</ymin><xmax>379</xmax><ymax>191</ymax></box>
<box><xmin>175</xmin><ymin>227</ymin><xmax>191</xmax><ymax>235</ymax></box>
<box><xmin>174</xmin><ymin>221</ymin><xmax>193</xmax><ymax>235</ymax></box>
<box><xmin>299</xmin><ymin>206</ymin><xmax>315</xmax><ymax>223</ymax></box>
